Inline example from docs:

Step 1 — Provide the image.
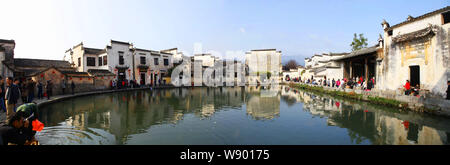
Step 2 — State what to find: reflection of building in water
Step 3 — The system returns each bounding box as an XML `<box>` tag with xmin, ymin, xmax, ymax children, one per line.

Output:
<box><xmin>280</xmin><ymin>86</ymin><xmax>303</xmax><ymax>103</ymax></box>
<box><xmin>40</xmin><ymin>86</ymin><xmax>450</xmax><ymax>145</ymax></box>
<box><xmin>40</xmin><ymin>87</ymin><xmax>249</xmax><ymax>144</ymax></box>
<box><xmin>201</xmin><ymin>104</ymin><xmax>215</xmax><ymax>117</ymax></box>
<box><xmin>374</xmin><ymin>114</ymin><xmax>448</xmax><ymax>145</ymax></box>
<box><xmin>417</xmin><ymin>126</ymin><xmax>447</xmax><ymax>145</ymax></box>
<box><xmin>299</xmin><ymin>91</ymin><xmax>343</xmax><ymax>118</ymax></box>
<box><xmin>246</xmin><ymin>88</ymin><xmax>280</xmax><ymax>120</ymax></box>
<box><xmin>300</xmin><ymin>90</ymin><xmax>450</xmax><ymax>145</ymax></box>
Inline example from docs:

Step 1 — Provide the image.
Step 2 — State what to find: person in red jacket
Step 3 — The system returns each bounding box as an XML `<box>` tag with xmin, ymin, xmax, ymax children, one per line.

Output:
<box><xmin>404</xmin><ymin>80</ymin><xmax>411</xmax><ymax>95</ymax></box>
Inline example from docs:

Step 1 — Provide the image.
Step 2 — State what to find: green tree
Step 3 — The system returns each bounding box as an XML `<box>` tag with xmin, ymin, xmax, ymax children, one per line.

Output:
<box><xmin>350</xmin><ymin>33</ymin><xmax>368</xmax><ymax>51</ymax></box>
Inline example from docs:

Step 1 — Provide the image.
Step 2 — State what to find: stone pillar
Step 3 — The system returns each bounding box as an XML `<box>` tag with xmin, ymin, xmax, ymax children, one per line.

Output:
<box><xmin>349</xmin><ymin>61</ymin><xmax>353</xmax><ymax>78</ymax></box>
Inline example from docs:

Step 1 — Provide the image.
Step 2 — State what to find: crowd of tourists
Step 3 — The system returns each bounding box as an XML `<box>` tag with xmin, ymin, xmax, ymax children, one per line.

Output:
<box><xmin>0</xmin><ymin>75</ymin><xmax>46</xmax><ymax>145</ymax></box>
<box><xmin>299</xmin><ymin>76</ymin><xmax>376</xmax><ymax>91</ymax></box>
<box><xmin>111</xmin><ymin>78</ymin><xmax>168</xmax><ymax>90</ymax></box>
<box><xmin>300</xmin><ymin>76</ymin><xmax>450</xmax><ymax>100</ymax></box>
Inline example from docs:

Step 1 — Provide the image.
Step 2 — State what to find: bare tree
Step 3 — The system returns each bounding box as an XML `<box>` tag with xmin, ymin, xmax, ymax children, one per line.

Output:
<box><xmin>284</xmin><ymin>60</ymin><xmax>298</xmax><ymax>70</ymax></box>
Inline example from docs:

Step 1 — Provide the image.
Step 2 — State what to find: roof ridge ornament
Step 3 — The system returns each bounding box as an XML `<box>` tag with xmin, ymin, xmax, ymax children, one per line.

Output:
<box><xmin>378</xmin><ymin>34</ymin><xmax>384</xmax><ymax>48</ymax></box>
<box><xmin>381</xmin><ymin>19</ymin><xmax>390</xmax><ymax>30</ymax></box>
<box><xmin>407</xmin><ymin>15</ymin><xmax>414</xmax><ymax>21</ymax></box>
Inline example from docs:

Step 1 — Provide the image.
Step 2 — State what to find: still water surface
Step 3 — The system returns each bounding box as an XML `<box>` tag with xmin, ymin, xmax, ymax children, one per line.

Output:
<box><xmin>36</xmin><ymin>86</ymin><xmax>450</xmax><ymax>145</ymax></box>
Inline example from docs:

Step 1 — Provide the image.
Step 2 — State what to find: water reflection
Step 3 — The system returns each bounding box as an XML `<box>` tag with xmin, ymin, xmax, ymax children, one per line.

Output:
<box><xmin>246</xmin><ymin>86</ymin><xmax>281</xmax><ymax>120</ymax></box>
<box><xmin>37</xmin><ymin>86</ymin><xmax>450</xmax><ymax>145</ymax></box>
<box><xmin>281</xmin><ymin>86</ymin><xmax>450</xmax><ymax>145</ymax></box>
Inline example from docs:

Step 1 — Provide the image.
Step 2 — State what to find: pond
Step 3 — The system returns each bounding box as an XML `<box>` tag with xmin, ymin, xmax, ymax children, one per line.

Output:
<box><xmin>36</xmin><ymin>86</ymin><xmax>450</xmax><ymax>145</ymax></box>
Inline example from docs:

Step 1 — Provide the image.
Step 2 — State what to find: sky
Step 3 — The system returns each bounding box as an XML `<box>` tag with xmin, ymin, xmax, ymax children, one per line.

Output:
<box><xmin>0</xmin><ymin>0</ymin><xmax>448</xmax><ymax>66</ymax></box>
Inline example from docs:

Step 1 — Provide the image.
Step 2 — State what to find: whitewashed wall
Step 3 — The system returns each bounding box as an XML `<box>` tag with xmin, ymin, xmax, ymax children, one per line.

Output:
<box><xmin>379</xmin><ymin>13</ymin><xmax>449</xmax><ymax>98</ymax></box>
<box><xmin>107</xmin><ymin>42</ymin><xmax>134</xmax><ymax>81</ymax></box>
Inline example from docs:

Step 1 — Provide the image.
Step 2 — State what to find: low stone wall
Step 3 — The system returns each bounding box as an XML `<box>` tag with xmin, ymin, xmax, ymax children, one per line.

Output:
<box><xmin>36</xmin><ymin>85</ymin><xmax>179</xmax><ymax>109</ymax></box>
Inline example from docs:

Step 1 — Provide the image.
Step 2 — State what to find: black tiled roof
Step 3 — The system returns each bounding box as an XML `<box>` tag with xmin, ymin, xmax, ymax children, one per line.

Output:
<box><xmin>135</xmin><ymin>48</ymin><xmax>152</xmax><ymax>53</ymax></box>
<box><xmin>161</xmin><ymin>48</ymin><xmax>177</xmax><ymax>52</ymax></box>
<box><xmin>111</xmin><ymin>40</ymin><xmax>130</xmax><ymax>45</ymax></box>
<box><xmin>14</xmin><ymin>58</ymin><xmax>72</xmax><ymax>68</ymax></box>
<box><xmin>87</xmin><ymin>69</ymin><xmax>116</xmax><ymax>76</ymax></box>
<box><xmin>329</xmin><ymin>52</ymin><xmax>349</xmax><ymax>56</ymax></box>
<box><xmin>0</xmin><ymin>39</ymin><xmax>15</xmax><ymax>44</ymax></box>
<box><xmin>62</xmin><ymin>70</ymin><xmax>90</xmax><ymax>77</ymax></box>
<box><xmin>84</xmin><ymin>47</ymin><xmax>106</xmax><ymax>55</ymax></box>
<box><xmin>386</xmin><ymin>6</ymin><xmax>450</xmax><ymax>31</ymax></box>
<box><xmin>251</xmin><ymin>49</ymin><xmax>277</xmax><ymax>52</ymax></box>
<box><xmin>333</xmin><ymin>46</ymin><xmax>379</xmax><ymax>61</ymax></box>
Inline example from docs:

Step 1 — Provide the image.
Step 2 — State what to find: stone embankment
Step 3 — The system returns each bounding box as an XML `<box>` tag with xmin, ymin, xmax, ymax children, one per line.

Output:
<box><xmin>286</xmin><ymin>83</ymin><xmax>450</xmax><ymax>117</ymax></box>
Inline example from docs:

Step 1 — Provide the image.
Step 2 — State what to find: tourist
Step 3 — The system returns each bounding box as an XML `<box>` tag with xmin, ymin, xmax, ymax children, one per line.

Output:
<box><xmin>5</xmin><ymin>77</ymin><xmax>21</xmax><ymax>123</ymax></box>
<box><xmin>363</xmin><ymin>80</ymin><xmax>367</xmax><ymax>90</ymax></box>
<box><xmin>15</xmin><ymin>103</ymin><xmax>40</xmax><ymax>143</ymax></box>
<box><xmin>360</xmin><ymin>76</ymin><xmax>364</xmax><ymax>87</ymax></box>
<box><xmin>27</xmin><ymin>78</ymin><xmax>35</xmax><ymax>103</ymax></box>
<box><xmin>61</xmin><ymin>79</ymin><xmax>66</xmax><ymax>95</ymax></box>
<box><xmin>367</xmin><ymin>78</ymin><xmax>373</xmax><ymax>90</ymax></box>
<box><xmin>404</xmin><ymin>80</ymin><xmax>411</xmax><ymax>95</ymax></box>
<box><xmin>0</xmin><ymin>111</ymin><xmax>27</xmax><ymax>145</ymax></box>
<box><xmin>37</xmin><ymin>81</ymin><xmax>43</xmax><ymax>100</ymax></box>
<box><xmin>46</xmin><ymin>80</ymin><xmax>53</xmax><ymax>100</ymax></box>
<box><xmin>21</xmin><ymin>80</ymin><xmax>28</xmax><ymax>104</ymax></box>
<box><xmin>71</xmin><ymin>81</ymin><xmax>76</xmax><ymax>95</ymax></box>
<box><xmin>0</xmin><ymin>76</ymin><xmax>6</xmax><ymax>113</ymax></box>
<box><xmin>447</xmin><ymin>81</ymin><xmax>450</xmax><ymax>100</ymax></box>
<box><xmin>336</xmin><ymin>79</ymin><xmax>341</xmax><ymax>88</ymax></box>
<box><xmin>332</xmin><ymin>79</ymin><xmax>335</xmax><ymax>88</ymax></box>
<box><xmin>413</xmin><ymin>84</ymin><xmax>420</xmax><ymax>96</ymax></box>
<box><xmin>347</xmin><ymin>78</ymin><xmax>354</xmax><ymax>89</ymax></box>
